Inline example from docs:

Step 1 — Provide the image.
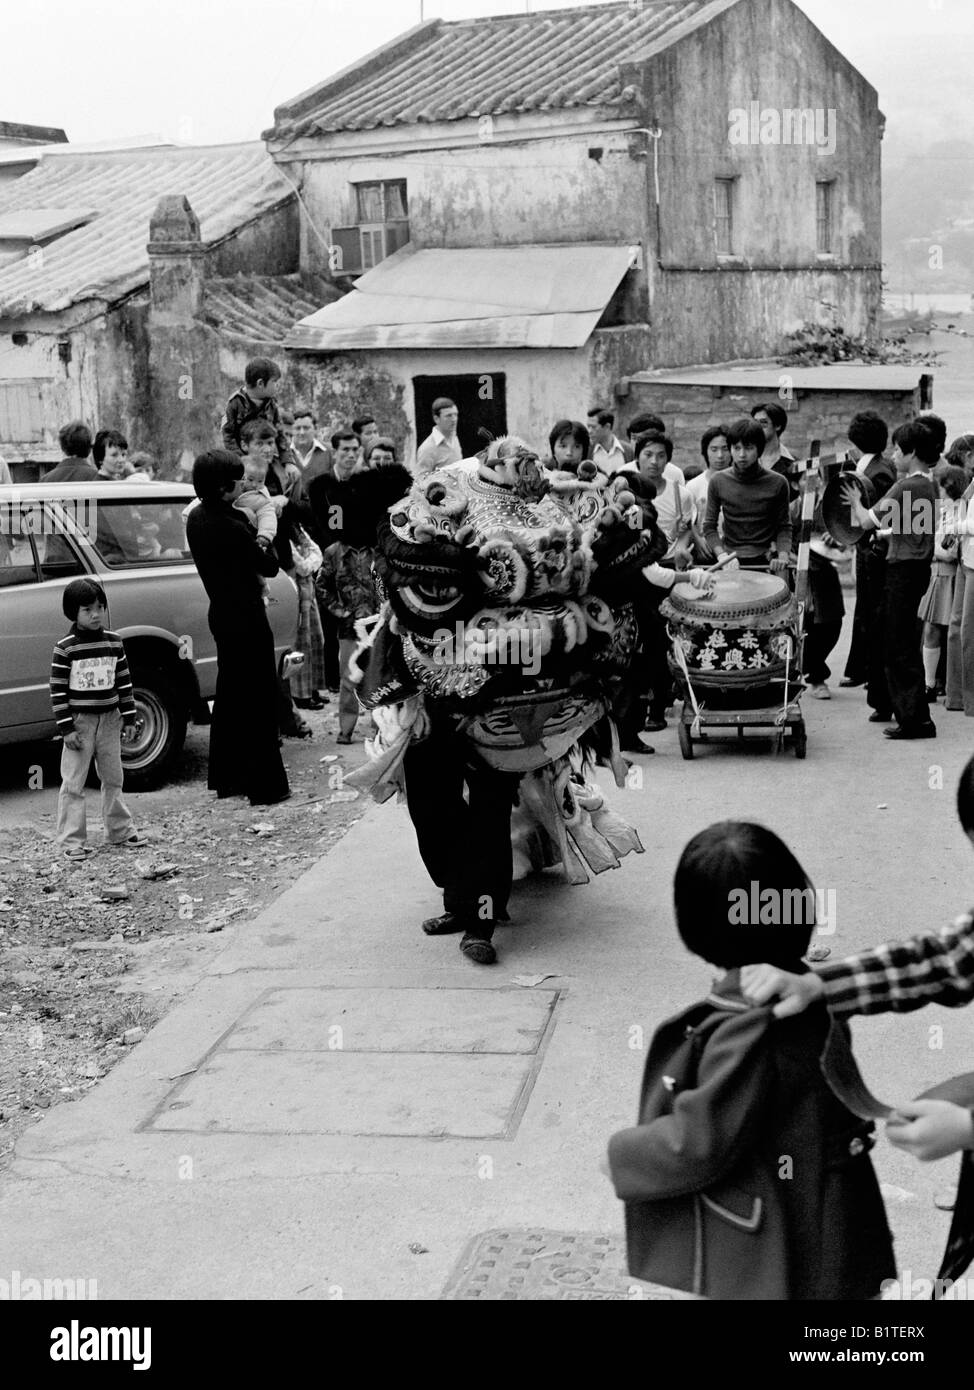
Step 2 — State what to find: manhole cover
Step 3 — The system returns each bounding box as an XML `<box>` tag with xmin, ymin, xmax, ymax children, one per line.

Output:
<box><xmin>441</xmin><ymin>1230</ymin><xmax>690</xmax><ymax>1300</ymax></box>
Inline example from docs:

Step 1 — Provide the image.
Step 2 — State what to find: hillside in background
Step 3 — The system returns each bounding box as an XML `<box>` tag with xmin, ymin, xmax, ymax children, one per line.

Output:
<box><xmin>874</xmin><ymin>40</ymin><xmax>974</xmax><ymax>293</ymax></box>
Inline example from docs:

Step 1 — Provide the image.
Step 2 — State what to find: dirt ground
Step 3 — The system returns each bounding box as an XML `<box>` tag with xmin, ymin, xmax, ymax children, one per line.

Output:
<box><xmin>0</xmin><ymin>702</ymin><xmax>370</xmax><ymax>1168</ymax></box>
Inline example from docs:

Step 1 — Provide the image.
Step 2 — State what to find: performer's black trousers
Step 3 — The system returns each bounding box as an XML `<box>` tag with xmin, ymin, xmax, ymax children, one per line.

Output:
<box><xmin>858</xmin><ymin>550</ymin><xmax>892</xmax><ymax>713</ymax></box>
<box><xmin>803</xmin><ymin>621</ymin><xmax>843</xmax><ymax>685</ymax></box>
<box><xmin>884</xmin><ymin>559</ymin><xmax>933</xmax><ymax>730</ymax></box>
<box><xmin>403</xmin><ymin>721</ymin><xmax>519</xmax><ymax>931</ymax></box>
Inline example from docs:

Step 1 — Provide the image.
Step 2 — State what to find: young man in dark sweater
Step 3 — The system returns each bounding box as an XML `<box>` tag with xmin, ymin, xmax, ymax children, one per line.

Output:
<box><xmin>845</xmin><ymin>419</ymin><xmax>939</xmax><ymax>740</ymax></box>
<box><xmin>42</xmin><ymin>421</ymin><xmax>98</xmax><ymax>483</ymax></box>
<box><xmin>703</xmin><ymin>417</ymin><xmax>792</xmax><ymax>572</ymax></box>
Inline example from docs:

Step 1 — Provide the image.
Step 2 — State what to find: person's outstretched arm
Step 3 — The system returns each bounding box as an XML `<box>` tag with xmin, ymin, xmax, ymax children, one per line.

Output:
<box><xmin>742</xmin><ymin>910</ymin><xmax>974</xmax><ymax>1019</ymax></box>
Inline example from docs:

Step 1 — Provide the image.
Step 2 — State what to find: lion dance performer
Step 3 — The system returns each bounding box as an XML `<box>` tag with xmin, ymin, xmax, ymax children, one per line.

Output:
<box><xmin>323</xmin><ymin>436</ymin><xmax>712</xmax><ymax>964</ymax></box>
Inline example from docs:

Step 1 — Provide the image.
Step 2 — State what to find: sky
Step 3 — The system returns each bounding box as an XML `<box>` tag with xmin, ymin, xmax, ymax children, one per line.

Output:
<box><xmin>2</xmin><ymin>0</ymin><xmax>971</xmax><ymax>149</ymax></box>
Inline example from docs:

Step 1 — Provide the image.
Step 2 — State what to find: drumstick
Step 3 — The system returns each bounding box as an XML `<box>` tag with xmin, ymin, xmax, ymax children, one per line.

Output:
<box><xmin>705</xmin><ymin>552</ymin><xmax>737</xmax><ymax>573</ymax></box>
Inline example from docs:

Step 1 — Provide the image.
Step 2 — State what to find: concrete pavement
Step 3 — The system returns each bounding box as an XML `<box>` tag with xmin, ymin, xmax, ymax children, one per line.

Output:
<box><xmin>2</xmin><ymin>638</ymin><xmax>973</xmax><ymax>1300</ymax></box>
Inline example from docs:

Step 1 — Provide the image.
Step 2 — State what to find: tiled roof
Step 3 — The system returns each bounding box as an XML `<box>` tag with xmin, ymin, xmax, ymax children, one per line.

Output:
<box><xmin>0</xmin><ymin>143</ymin><xmax>292</xmax><ymax>317</ymax></box>
<box><xmin>202</xmin><ymin>274</ymin><xmax>332</xmax><ymax>344</ymax></box>
<box><xmin>270</xmin><ymin>0</ymin><xmax>737</xmax><ymax>138</ymax></box>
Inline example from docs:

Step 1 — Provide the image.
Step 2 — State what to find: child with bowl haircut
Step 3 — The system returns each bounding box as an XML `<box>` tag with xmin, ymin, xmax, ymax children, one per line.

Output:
<box><xmin>607</xmin><ymin>821</ymin><xmax>895</xmax><ymax>1300</ymax></box>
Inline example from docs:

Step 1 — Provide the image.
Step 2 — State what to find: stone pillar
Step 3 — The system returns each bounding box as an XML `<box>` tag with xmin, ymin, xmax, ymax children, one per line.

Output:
<box><xmin>147</xmin><ymin>195</ymin><xmax>204</xmax><ymax>320</ymax></box>
<box><xmin>145</xmin><ymin>194</ymin><xmax>223</xmax><ymax>470</ymax></box>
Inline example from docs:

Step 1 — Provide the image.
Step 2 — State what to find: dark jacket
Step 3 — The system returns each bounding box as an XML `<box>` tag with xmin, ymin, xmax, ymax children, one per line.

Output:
<box><xmin>857</xmin><ymin>454</ymin><xmax>897</xmax><ymax>559</ymax></box>
<box><xmin>307</xmin><ymin>465</ymin><xmax>413</xmax><ymax>548</ymax></box>
<box><xmin>186</xmin><ymin>498</ymin><xmax>280</xmax><ymax>625</ymax></box>
<box><xmin>220</xmin><ymin>388</ymin><xmax>295</xmax><ymax>468</ymax></box>
<box><xmin>608</xmin><ymin>973</ymin><xmax>895</xmax><ymax>1300</ymax></box>
<box><xmin>791</xmin><ymin>498</ymin><xmax>845</xmax><ymax>626</ymax></box>
<box><xmin>41</xmin><ymin>458</ymin><xmax>99</xmax><ymax>483</ymax></box>
<box><xmin>316</xmin><ymin>542</ymin><xmax>378</xmax><ymax>640</ymax></box>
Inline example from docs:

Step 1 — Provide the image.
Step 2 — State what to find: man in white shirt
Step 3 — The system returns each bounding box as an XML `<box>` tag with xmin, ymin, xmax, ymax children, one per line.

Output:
<box><xmin>291</xmin><ymin>406</ymin><xmax>333</xmax><ymax>485</ymax></box>
<box><xmin>415</xmin><ymin>398</ymin><xmax>462</xmax><ymax>476</ymax></box>
<box><xmin>587</xmin><ymin>408</ymin><xmax>629</xmax><ymax>475</ymax></box>
<box><xmin>751</xmin><ymin>402</ymin><xmax>796</xmax><ymax>473</ymax></box>
<box><xmin>686</xmin><ymin>424</ymin><xmax>732</xmax><ymax>556</ymax></box>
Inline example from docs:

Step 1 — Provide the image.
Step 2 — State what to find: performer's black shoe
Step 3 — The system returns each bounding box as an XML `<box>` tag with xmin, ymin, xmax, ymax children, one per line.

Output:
<box><xmin>620</xmin><ymin>736</ymin><xmax>655</xmax><ymax>754</ymax></box>
<box><xmin>884</xmin><ymin>723</ymin><xmax>936</xmax><ymax>740</ymax></box>
<box><xmin>643</xmin><ymin>720</ymin><xmax>667</xmax><ymax>733</ymax></box>
<box><xmin>422</xmin><ymin>912</ymin><xmax>467</xmax><ymax>936</ymax></box>
<box><xmin>839</xmin><ymin>677</ymin><xmax>863</xmax><ymax>688</ymax></box>
<box><xmin>460</xmin><ymin>931</ymin><xmax>497</xmax><ymax>965</ymax></box>
<box><xmin>867</xmin><ymin>710</ymin><xmax>893</xmax><ymax>723</ymax></box>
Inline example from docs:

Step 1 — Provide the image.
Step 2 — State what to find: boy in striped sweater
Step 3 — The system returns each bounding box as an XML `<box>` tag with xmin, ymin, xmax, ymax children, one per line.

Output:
<box><xmin>50</xmin><ymin>579</ymin><xmax>148</xmax><ymax>860</ymax></box>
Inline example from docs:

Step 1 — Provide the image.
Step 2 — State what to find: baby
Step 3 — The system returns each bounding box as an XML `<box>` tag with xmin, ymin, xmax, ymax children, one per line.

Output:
<box><xmin>235</xmin><ymin>458</ymin><xmax>281</xmax><ymax>549</ymax></box>
<box><xmin>234</xmin><ymin>458</ymin><xmax>285</xmax><ymax>603</ymax></box>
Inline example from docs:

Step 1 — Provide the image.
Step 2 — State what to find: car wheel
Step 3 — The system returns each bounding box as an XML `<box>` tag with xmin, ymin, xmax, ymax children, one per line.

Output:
<box><xmin>123</xmin><ymin>668</ymin><xmax>188</xmax><ymax>790</ymax></box>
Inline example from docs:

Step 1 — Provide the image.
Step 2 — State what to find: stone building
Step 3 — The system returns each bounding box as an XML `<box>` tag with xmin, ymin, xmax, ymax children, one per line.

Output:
<box><xmin>0</xmin><ymin>140</ymin><xmax>325</xmax><ymax>479</ymax></box>
<box><xmin>265</xmin><ymin>0</ymin><xmax>885</xmax><ymax>456</ymax></box>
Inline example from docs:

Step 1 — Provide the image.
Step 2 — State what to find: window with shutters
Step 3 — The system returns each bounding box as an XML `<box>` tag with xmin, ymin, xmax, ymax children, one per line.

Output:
<box><xmin>816</xmin><ymin>180</ymin><xmax>835</xmax><ymax>256</ymax></box>
<box><xmin>355</xmin><ymin>181</ymin><xmax>408</xmax><ymax>222</ymax></box>
<box><xmin>714</xmin><ymin>179</ymin><xmax>735</xmax><ymax>257</ymax></box>
<box><xmin>0</xmin><ymin>379</ymin><xmax>48</xmax><ymax>443</ymax></box>
<box><xmin>330</xmin><ymin>181</ymin><xmax>410</xmax><ymax>276</ymax></box>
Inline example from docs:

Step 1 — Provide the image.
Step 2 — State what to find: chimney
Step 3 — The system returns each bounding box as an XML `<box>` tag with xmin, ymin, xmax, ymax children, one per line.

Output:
<box><xmin>147</xmin><ymin>194</ymin><xmax>203</xmax><ymax>319</ymax></box>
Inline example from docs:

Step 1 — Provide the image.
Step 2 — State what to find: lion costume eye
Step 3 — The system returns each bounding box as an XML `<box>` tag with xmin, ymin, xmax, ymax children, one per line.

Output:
<box><xmin>478</xmin><ymin>538</ymin><xmax>531</xmax><ymax>603</ymax></box>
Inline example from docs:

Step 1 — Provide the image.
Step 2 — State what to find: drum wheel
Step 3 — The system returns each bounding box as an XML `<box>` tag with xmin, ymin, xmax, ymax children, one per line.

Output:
<box><xmin>793</xmin><ymin>719</ymin><xmax>807</xmax><ymax>759</ymax></box>
<box><xmin>678</xmin><ymin>720</ymin><xmax>694</xmax><ymax>760</ymax></box>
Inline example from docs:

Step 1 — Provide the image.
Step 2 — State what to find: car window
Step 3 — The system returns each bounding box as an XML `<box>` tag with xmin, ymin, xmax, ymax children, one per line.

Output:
<box><xmin>89</xmin><ymin>499</ymin><xmax>193</xmax><ymax>568</ymax></box>
<box><xmin>34</xmin><ymin>504</ymin><xmax>87</xmax><ymax>582</ymax></box>
<box><xmin>0</xmin><ymin>528</ymin><xmax>39</xmax><ymax>587</ymax></box>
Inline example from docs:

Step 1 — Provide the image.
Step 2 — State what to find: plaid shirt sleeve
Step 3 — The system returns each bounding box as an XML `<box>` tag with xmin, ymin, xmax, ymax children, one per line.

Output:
<box><xmin>818</xmin><ymin>910</ymin><xmax>974</xmax><ymax>1018</ymax></box>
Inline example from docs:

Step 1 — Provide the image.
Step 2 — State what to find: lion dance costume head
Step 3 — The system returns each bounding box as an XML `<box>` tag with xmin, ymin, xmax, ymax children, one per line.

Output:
<box><xmin>337</xmin><ymin>437</ymin><xmax>667</xmax><ymax>884</ymax></box>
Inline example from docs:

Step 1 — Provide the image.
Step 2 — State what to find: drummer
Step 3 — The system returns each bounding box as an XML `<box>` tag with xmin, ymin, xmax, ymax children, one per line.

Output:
<box><xmin>702</xmin><ymin>417</ymin><xmax>792</xmax><ymax>573</ymax></box>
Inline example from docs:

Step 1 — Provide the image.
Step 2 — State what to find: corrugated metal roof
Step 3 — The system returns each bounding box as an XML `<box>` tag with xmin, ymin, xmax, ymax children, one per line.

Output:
<box><xmin>285</xmin><ymin>243</ymin><xmax>634</xmax><ymax>352</ymax></box>
<box><xmin>0</xmin><ymin>207</ymin><xmax>97</xmax><ymax>242</ymax></box>
<box><xmin>203</xmin><ymin>274</ymin><xmax>330</xmax><ymax>344</ymax></box>
<box><xmin>270</xmin><ymin>0</ymin><xmax>737</xmax><ymax>137</ymax></box>
<box><xmin>630</xmin><ymin>364</ymin><xmax>927</xmax><ymax>390</ymax></box>
<box><xmin>0</xmin><ymin>143</ymin><xmax>292</xmax><ymax>317</ymax></box>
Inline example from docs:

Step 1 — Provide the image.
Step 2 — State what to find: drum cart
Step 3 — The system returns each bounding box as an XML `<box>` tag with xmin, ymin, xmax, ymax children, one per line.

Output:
<box><xmin>675</xmin><ymin>688</ymin><xmax>806</xmax><ymax>760</ymax></box>
<box><xmin>667</xmin><ymin>445</ymin><xmax>819</xmax><ymax>762</ymax></box>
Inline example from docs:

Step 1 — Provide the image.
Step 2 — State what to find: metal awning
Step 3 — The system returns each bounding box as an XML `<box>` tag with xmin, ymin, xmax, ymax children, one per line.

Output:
<box><xmin>285</xmin><ymin>243</ymin><xmax>636</xmax><ymax>352</ymax></box>
<box><xmin>0</xmin><ymin>208</ymin><xmax>97</xmax><ymax>243</ymax></box>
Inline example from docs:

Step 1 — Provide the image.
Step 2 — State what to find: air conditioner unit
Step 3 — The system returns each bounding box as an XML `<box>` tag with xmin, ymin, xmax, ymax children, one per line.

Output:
<box><xmin>329</xmin><ymin>220</ymin><xmax>410</xmax><ymax>277</ymax></box>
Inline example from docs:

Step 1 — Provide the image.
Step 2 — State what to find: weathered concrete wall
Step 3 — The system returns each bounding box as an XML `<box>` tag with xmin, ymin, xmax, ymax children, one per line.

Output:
<box><xmin>206</xmin><ymin>201</ymin><xmax>299</xmax><ymax>277</ymax></box>
<box><xmin>0</xmin><ymin>299</ymin><xmax>155</xmax><ymax>477</ymax></box>
<box><xmin>638</xmin><ymin>0</ymin><xmax>882</xmax><ymax>363</ymax></box>
<box><xmin>287</xmin><ymin>125</ymin><xmax>650</xmax><ymax>307</ymax></box>
<box><xmin>619</xmin><ymin>382</ymin><xmax>923</xmax><ymax>469</ymax></box>
<box><xmin>279</xmin><ymin>335</ymin><xmax>655</xmax><ymax>463</ymax></box>
<box><xmin>651</xmin><ymin>267</ymin><xmax>880</xmax><ymax>367</ymax></box>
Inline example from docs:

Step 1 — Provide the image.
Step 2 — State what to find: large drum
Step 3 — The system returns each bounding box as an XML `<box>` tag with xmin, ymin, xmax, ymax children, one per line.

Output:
<box><xmin>661</xmin><ymin>570</ymin><xmax>798</xmax><ymax>693</ymax></box>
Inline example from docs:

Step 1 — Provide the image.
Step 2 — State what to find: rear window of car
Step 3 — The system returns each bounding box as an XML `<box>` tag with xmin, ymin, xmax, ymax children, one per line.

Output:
<box><xmin>0</xmin><ymin>505</ymin><xmax>86</xmax><ymax>585</ymax></box>
<box><xmin>85</xmin><ymin>498</ymin><xmax>193</xmax><ymax>568</ymax></box>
